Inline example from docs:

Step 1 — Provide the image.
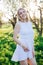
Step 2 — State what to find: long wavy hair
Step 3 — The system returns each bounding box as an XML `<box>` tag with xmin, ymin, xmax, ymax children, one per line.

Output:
<box><xmin>17</xmin><ymin>8</ymin><xmax>29</xmax><ymax>22</ymax></box>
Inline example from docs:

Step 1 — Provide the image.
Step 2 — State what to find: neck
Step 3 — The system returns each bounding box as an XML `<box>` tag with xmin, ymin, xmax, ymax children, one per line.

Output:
<box><xmin>20</xmin><ymin>19</ymin><xmax>28</xmax><ymax>22</ymax></box>
<box><xmin>19</xmin><ymin>17</ymin><xmax>28</xmax><ymax>22</ymax></box>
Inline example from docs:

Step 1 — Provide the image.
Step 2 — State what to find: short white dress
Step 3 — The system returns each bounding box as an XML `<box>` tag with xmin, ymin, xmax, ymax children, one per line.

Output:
<box><xmin>11</xmin><ymin>21</ymin><xmax>34</xmax><ymax>62</ymax></box>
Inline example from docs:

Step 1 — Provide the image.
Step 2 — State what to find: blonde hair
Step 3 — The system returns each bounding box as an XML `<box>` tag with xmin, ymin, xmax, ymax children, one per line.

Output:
<box><xmin>17</xmin><ymin>8</ymin><xmax>29</xmax><ymax>22</ymax></box>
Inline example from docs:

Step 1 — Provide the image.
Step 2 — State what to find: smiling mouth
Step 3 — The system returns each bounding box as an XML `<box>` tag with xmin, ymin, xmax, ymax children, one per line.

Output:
<box><xmin>22</xmin><ymin>15</ymin><xmax>26</xmax><ymax>18</ymax></box>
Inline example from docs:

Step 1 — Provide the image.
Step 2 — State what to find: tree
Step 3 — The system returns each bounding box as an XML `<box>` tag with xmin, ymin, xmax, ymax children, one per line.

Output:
<box><xmin>29</xmin><ymin>0</ymin><xmax>43</xmax><ymax>36</ymax></box>
<box><xmin>0</xmin><ymin>0</ymin><xmax>43</xmax><ymax>35</ymax></box>
<box><xmin>0</xmin><ymin>0</ymin><xmax>22</xmax><ymax>29</ymax></box>
<box><xmin>0</xmin><ymin>11</ymin><xmax>3</xmax><ymax>28</ymax></box>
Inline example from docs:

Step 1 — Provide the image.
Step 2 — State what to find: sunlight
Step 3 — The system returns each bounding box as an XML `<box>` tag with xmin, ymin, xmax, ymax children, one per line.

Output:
<box><xmin>0</xmin><ymin>0</ymin><xmax>4</xmax><ymax>11</ymax></box>
<box><xmin>29</xmin><ymin>1</ymin><xmax>41</xmax><ymax>18</ymax></box>
<box><xmin>29</xmin><ymin>11</ymin><xmax>34</xmax><ymax>18</ymax></box>
<box><xmin>35</xmin><ymin>10</ymin><xmax>40</xmax><ymax>18</ymax></box>
<box><xmin>0</xmin><ymin>0</ymin><xmax>42</xmax><ymax>23</ymax></box>
<box><xmin>29</xmin><ymin>2</ymin><xmax>37</xmax><ymax>12</ymax></box>
<box><xmin>2</xmin><ymin>16</ymin><xmax>9</xmax><ymax>23</ymax></box>
<box><xmin>0</xmin><ymin>0</ymin><xmax>7</xmax><ymax>13</ymax></box>
<box><xmin>37</xmin><ymin>0</ymin><xmax>40</xmax><ymax>5</ymax></box>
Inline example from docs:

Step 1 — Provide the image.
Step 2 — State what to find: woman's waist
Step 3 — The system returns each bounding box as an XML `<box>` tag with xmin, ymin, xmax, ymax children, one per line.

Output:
<box><xmin>17</xmin><ymin>37</ymin><xmax>34</xmax><ymax>42</ymax></box>
<box><xmin>19</xmin><ymin>35</ymin><xmax>33</xmax><ymax>39</ymax></box>
<box><xmin>17</xmin><ymin>34</ymin><xmax>34</xmax><ymax>40</ymax></box>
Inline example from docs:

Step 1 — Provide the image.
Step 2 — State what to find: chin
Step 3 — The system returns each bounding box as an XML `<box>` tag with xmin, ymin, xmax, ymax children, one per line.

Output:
<box><xmin>22</xmin><ymin>17</ymin><xmax>26</xmax><ymax>19</ymax></box>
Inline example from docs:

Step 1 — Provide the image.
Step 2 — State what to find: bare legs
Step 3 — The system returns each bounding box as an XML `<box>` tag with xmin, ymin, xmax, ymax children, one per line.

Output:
<box><xmin>27</xmin><ymin>57</ymin><xmax>37</xmax><ymax>65</ymax></box>
<box><xmin>20</xmin><ymin>57</ymin><xmax>37</xmax><ymax>65</ymax></box>
<box><xmin>31</xmin><ymin>57</ymin><xmax>37</xmax><ymax>65</ymax></box>
<box><xmin>27</xmin><ymin>58</ymin><xmax>32</xmax><ymax>65</ymax></box>
<box><xmin>20</xmin><ymin>59</ymin><xmax>28</xmax><ymax>65</ymax></box>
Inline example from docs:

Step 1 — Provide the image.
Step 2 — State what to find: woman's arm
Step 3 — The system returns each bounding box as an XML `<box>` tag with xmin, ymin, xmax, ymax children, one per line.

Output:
<box><xmin>13</xmin><ymin>23</ymin><xmax>22</xmax><ymax>46</ymax></box>
<box><xmin>13</xmin><ymin>23</ymin><xmax>29</xmax><ymax>52</ymax></box>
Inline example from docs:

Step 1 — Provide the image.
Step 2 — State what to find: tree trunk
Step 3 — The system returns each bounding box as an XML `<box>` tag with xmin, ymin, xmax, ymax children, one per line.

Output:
<box><xmin>39</xmin><ymin>8</ymin><xmax>42</xmax><ymax>36</ymax></box>
<box><xmin>0</xmin><ymin>21</ymin><xmax>2</xmax><ymax>28</ymax></box>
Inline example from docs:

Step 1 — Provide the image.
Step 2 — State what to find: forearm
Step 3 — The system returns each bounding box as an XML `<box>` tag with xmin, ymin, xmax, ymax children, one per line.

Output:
<box><xmin>13</xmin><ymin>38</ymin><xmax>29</xmax><ymax>52</ymax></box>
<box><xmin>13</xmin><ymin>37</ymin><xmax>23</xmax><ymax>47</ymax></box>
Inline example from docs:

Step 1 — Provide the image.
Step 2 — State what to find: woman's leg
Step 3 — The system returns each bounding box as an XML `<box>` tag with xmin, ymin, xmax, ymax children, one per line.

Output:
<box><xmin>31</xmin><ymin>57</ymin><xmax>37</xmax><ymax>65</ymax></box>
<box><xmin>27</xmin><ymin>57</ymin><xmax>37</xmax><ymax>65</ymax></box>
<box><xmin>27</xmin><ymin>58</ymin><xmax>32</xmax><ymax>65</ymax></box>
<box><xmin>20</xmin><ymin>59</ymin><xmax>28</xmax><ymax>65</ymax></box>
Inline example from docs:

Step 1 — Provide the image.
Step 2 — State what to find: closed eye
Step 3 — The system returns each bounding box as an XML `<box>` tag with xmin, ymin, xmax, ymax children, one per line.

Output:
<box><xmin>19</xmin><ymin>12</ymin><xmax>22</xmax><ymax>15</ymax></box>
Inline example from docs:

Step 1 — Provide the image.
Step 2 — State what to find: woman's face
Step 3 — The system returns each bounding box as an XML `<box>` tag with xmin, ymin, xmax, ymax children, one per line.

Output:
<box><xmin>18</xmin><ymin>8</ymin><xmax>27</xmax><ymax>20</ymax></box>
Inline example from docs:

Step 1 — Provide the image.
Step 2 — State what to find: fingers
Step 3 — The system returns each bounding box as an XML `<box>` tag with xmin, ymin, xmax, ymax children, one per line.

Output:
<box><xmin>24</xmin><ymin>48</ymin><xmax>29</xmax><ymax>52</ymax></box>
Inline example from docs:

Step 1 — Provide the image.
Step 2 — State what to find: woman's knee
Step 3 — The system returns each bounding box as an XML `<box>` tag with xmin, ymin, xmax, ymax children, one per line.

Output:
<box><xmin>20</xmin><ymin>59</ymin><xmax>28</xmax><ymax>65</ymax></box>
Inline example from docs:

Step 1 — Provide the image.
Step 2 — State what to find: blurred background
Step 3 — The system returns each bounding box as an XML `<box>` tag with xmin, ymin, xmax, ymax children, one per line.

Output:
<box><xmin>0</xmin><ymin>0</ymin><xmax>43</xmax><ymax>65</ymax></box>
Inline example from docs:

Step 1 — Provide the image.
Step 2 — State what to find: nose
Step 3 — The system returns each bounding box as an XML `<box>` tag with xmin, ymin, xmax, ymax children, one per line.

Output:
<box><xmin>22</xmin><ymin>11</ymin><xmax>26</xmax><ymax>15</ymax></box>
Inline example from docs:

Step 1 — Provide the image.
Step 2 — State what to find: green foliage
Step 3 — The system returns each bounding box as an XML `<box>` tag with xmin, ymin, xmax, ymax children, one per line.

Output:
<box><xmin>0</xmin><ymin>24</ymin><xmax>43</xmax><ymax>65</ymax></box>
<box><xmin>0</xmin><ymin>32</ymin><xmax>20</xmax><ymax>65</ymax></box>
<box><xmin>34</xmin><ymin>35</ymin><xmax>43</xmax><ymax>65</ymax></box>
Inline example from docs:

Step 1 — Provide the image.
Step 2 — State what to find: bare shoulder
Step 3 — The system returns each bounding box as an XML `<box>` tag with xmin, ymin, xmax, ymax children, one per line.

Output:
<box><xmin>14</xmin><ymin>22</ymin><xmax>20</xmax><ymax>33</ymax></box>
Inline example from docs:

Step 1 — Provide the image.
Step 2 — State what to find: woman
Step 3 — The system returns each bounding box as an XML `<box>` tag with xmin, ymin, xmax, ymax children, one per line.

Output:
<box><xmin>11</xmin><ymin>8</ymin><xmax>37</xmax><ymax>65</ymax></box>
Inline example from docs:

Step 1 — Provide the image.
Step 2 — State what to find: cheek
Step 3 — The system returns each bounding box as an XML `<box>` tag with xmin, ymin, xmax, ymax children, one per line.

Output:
<box><xmin>19</xmin><ymin>14</ymin><xmax>23</xmax><ymax>18</ymax></box>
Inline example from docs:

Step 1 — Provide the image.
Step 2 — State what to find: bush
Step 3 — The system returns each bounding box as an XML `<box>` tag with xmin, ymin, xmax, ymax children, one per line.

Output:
<box><xmin>0</xmin><ymin>25</ymin><xmax>43</xmax><ymax>65</ymax></box>
<box><xmin>34</xmin><ymin>35</ymin><xmax>43</xmax><ymax>65</ymax></box>
<box><xmin>0</xmin><ymin>32</ymin><xmax>20</xmax><ymax>65</ymax></box>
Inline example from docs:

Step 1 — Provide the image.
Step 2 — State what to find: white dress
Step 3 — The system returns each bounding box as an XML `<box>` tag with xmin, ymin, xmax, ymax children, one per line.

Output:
<box><xmin>11</xmin><ymin>21</ymin><xmax>34</xmax><ymax>62</ymax></box>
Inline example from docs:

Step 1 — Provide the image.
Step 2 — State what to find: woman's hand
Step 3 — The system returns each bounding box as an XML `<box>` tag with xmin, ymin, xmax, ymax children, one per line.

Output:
<box><xmin>21</xmin><ymin>45</ymin><xmax>29</xmax><ymax>52</ymax></box>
